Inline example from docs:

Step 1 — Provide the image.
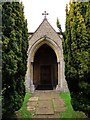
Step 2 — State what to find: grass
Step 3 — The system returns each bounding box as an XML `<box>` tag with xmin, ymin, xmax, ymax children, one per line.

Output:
<box><xmin>59</xmin><ymin>92</ymin><xmax>86</xmax><ymax>118</ymax></box>
<box><xmin>17</xmin><ymin>92</ymin><xmax>32</xmax><ymax>119</ymax></box>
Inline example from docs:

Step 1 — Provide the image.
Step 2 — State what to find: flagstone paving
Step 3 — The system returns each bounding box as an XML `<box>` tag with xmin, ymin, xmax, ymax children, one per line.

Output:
<box><xmin>27</xmin><ymin>90</ymin><xmax>66</xmax><ymax>119</ymax></box>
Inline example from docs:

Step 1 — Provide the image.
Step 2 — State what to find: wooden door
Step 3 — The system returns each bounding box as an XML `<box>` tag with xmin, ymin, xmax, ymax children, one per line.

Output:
<box><xmin>40</xmin><ymin>65</ymin><xmax>51</xmax><ymax>85</ymax></box>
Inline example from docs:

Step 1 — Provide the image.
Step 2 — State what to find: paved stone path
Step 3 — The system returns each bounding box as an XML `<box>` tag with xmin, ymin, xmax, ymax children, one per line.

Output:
<box><xmin>27</xmin><ymin>90</ymin><xmax>66</xmax><ymax>119</ymax></box>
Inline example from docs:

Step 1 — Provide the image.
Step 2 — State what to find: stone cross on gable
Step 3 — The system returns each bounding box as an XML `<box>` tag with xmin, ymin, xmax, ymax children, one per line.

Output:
<box><xmin>42</xmin><ymin>11</ymin><xmax>49</xmax><ymax>19</ymax></box>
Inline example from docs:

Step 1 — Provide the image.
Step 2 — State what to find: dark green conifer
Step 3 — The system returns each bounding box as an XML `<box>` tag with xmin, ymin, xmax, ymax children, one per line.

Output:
<box><xmin>2</xmin><ymin>2</ymin><xmax>28</xmax><ymax>118</ymax></box>
<box><xmin>58</xmin><ymin>1</ymin><xmax>90</xmax><ymax>117</ymax></box>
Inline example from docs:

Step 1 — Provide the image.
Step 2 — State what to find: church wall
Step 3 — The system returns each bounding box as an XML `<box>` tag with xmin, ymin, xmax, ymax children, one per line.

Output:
<box><xmin>54</xmin><ymin>64</ymin><xmax>58</xmax><ymax>85</ymax></box>
<box><xmin>26</xmin><ymin>19</ymin><xmax>69</xmax><ymax>92</ymax></box>
<box><xmin>28</xmin><ymin>20</ymin><xmax>63</xmax><ymax>52</ymax></box>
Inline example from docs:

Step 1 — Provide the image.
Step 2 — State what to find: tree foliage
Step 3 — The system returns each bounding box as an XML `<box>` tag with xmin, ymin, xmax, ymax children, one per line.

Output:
<box><xmin>2</xmin><ymin>2</ymin><xmax>28</xmax><ymax>118</ymax></box>
<box><xmin>56</xmin><ymin>18</ymin><xmax>66</xmax><ymax>39</ymax></box>
<box><xmin>63</xmin><ymin>2</ymin><xmax>90</xmax><ymax>117</ymax></box>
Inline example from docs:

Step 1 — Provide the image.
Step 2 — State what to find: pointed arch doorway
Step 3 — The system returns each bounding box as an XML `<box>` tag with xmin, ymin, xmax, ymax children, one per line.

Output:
<box><xmin>33</xmin><ymin>44</ymin><xmax>58</xmax><ymax>90</ymax></box>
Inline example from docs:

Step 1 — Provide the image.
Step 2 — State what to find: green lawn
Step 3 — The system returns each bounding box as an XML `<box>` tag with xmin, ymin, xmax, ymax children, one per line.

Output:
<box><xmin>59</xmin><ymin>92</ymin><xmax>87</xmax><ymax>118</ymax></box>
<box><xmin>17</xmin><ymin>93</ymin><xmax>32</xmax><ymax>119</ymax></box>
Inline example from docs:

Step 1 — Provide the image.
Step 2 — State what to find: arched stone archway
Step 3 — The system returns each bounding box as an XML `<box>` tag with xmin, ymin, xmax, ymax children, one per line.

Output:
<box><xmin>25</xmin><ymin>18</ymin><xmax>68</xmax><ymax>93</ymax></box>
<box><xmin>28</xmin><ymin>37</ymin><xmax>62</xmax><ymax>63</ymax></box>
<box><xmin>26</xmin><ymin>38</ymin><xmax>67</xmax><ymax>92</ymax></box>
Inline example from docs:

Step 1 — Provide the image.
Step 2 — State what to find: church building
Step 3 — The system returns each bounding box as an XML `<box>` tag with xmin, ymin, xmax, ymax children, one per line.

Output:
<box><xmin>25</xmin><ymin>12</ymin><xmax>68</xmax><ymax>93</ymax></box>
